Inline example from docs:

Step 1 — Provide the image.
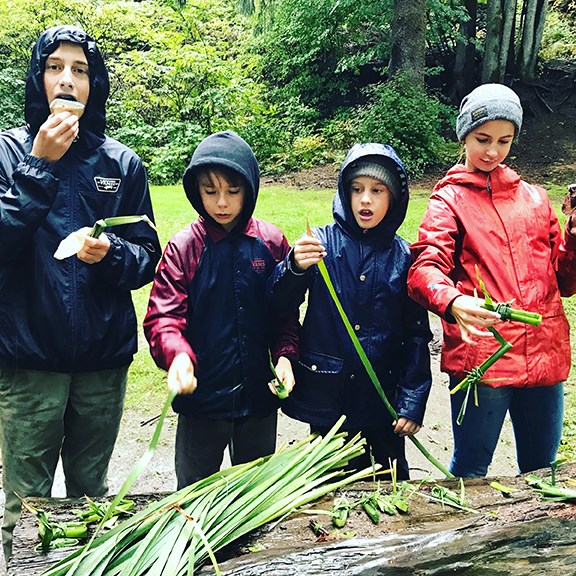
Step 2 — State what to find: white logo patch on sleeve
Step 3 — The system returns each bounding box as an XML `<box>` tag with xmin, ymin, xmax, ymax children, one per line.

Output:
<box><xmin>94</xmin><ymin>177</ymin><xmax>121</xmax><ymax>193</ymax></box>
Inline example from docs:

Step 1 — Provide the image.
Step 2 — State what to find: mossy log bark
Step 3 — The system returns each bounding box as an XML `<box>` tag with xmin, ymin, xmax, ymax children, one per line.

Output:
<box><xmin>8</xmin><ymin>464</ymin><xmax>576</xmax><ymax>576</ymax></box>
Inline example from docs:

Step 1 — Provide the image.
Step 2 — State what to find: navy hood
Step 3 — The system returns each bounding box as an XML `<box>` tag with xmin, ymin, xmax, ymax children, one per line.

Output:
<box><xmin>335</xmin><ymin>143</ymin><xmax>409</xmax><ymax>247</ymax></box>
<box><xmin>25</xmin><ymin>25</ymin><xmax>109</xmax><ymax>150</ymax></box>
<box><xmin>182</xmin><ymin>130</ymin><xmax>260</xmax><ymax>231</ymax></box>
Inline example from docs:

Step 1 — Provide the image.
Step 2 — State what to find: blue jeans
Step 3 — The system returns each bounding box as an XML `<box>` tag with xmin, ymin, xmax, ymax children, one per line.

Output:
<box><xmin>449</xmin><ymin>380</ymin><xmax>564</xmax><ymax>478</ymax></box>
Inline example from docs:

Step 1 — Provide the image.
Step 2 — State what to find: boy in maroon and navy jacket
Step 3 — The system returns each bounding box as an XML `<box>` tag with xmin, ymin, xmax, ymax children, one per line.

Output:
<box><xmin>144</xmin><ymin>130</ymin><xmax>298</xmax><ymax>488</ymax></box>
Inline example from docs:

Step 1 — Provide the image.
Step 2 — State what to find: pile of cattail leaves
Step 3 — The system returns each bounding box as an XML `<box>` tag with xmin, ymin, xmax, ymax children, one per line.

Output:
<box><xmin>41</xmin><ymin>416</ymin><xmax>379</xmax><ymax>576</ymax></box>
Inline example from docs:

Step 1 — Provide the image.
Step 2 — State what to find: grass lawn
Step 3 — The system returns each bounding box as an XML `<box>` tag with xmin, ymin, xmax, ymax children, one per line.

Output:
<box><xmin>128</xmin><ymin>181</ymin><xmax>576</xmax><ymax>462</ymax></box>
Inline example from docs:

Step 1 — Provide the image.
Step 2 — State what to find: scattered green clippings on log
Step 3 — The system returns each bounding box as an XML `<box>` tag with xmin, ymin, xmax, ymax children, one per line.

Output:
<box><xmin>331</xmin><ymin>496</ymin><xmax>350</xmax><ymax>527</ymax></box>
<box><xmin>21</xmin><ymin>500</ymin><xmax>88</xmax><ymax>553</ymax></box>
<box><xmin>525</xmin><ymin>473</ymin><xmax>576</xmax><ymax>502</ymax></box>
<box><xmin>72</xmin><ymin>497</ymin><xmax>135</xmax><ymax>525</ymax></box>
<box><xmin>490</xmin><ymin>481</ymin><xmax>518</xmax><ymax>496</ymax></box>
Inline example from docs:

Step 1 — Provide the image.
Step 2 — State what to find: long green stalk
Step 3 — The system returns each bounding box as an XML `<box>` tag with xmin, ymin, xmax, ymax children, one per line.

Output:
<box><xmin>57</xmin><ymin>390</ymin><xmax>177</xmax><ymax>576</ymax></box>
<box><xmin>314</xmin><ymin>257</ymin><xmax>453</xmax><ymax>478</ymax></box>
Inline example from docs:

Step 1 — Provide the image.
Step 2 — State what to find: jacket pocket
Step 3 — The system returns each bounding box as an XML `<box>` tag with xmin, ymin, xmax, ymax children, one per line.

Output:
<box><xmin>298</xmin><ymin>350</ymin><xmax>344</xmax><ymax>375</ymax></box>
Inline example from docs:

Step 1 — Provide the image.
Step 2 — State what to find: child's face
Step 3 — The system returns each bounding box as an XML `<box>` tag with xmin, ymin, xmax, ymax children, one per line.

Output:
<box><xmin>198</xmin><ymin>171</ymin><xmax>245</xmax><ymax>231</ymax></box>
<box><xmin>349</xmin><ymin>176</ymin><xmax>392</xmax><ymax>230</ymax></box>
<box><xmin>464</xmin><ymin>119</ymin><xmax>515</xmax><ymax>173</ymax></box>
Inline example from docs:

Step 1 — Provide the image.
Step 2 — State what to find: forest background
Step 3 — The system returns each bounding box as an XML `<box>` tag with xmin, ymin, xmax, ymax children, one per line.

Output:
<box><xmin>0</xmin><ymin>0</ymin><xmax>575</xmax><ymax>464</ymax></box>
<box><xmin>1</xmin><ymin>0</ymin><xmax>575</xmax><ymax>182</ymax></box>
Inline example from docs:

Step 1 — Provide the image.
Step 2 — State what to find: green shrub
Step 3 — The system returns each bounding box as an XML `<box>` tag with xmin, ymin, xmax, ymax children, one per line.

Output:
<box><xmin>355</xmin><ymin>76</ymin><xmax>456</xmax><ymax>177</ymax></box>
<box><xmin>540</xmin><ymin>10</ymin><xmax>576</xmax><ymax>61</ymax></box>
<box><xmin>0</xmin><ymin>68</ymin><xmax>25</xmax><ymax>132</ymax></box>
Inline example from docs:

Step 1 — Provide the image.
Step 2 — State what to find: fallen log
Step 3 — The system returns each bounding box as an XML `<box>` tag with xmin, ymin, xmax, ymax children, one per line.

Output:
<box><xmin>8</xmin><ymin>463</ymin><xmax>576</xmax><ymax>576</ymax></box>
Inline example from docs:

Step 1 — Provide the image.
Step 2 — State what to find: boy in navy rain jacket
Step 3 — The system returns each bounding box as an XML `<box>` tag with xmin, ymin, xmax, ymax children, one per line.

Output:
<box><xmin>0</xmin><ymin>26</ymin><xmax>161</xmax><ymax>561</ymax></box>
<box><xmin>269</xmin><ymin>143</ymin><xmax>432</xmax><ymax>479</ymax></box>
<box><xmin>144</xmin><ymin>130</ymin><xmax>298</xmax><ymax>488</ymax></box>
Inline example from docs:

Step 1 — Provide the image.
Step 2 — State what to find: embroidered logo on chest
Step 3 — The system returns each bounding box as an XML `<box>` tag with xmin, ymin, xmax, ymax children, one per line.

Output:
<box><xmin>94</xmin><ymin>177</ymin><xmax>121</xmax><ymax>193</ymax></box>
<box><xmin>252</xmin><ymin>259</ymin><xmax>267</xmax><ymax>273</ymax></box>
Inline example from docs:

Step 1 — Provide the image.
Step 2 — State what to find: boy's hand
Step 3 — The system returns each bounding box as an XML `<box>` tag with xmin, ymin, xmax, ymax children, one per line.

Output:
<box><xmin>31</xmin><ymin>112</ymin><xmax>79</xmax><ymax>163</ymax></box>
<box><xmin>292</xmin><ymin>235</ymin><xmax>327</xmax><ymax>271</ymax></box>
<box><xmin>77</xmin><ymin>231</ymin><xmax>111</xmax><ymax>264</ymax></box>
<box><xmin>168</xmin><ymin>353</ymin><xmax>197</xmax><ymax>395</ymax></box>
<box><xmin>393</xmin><ymin>417</ymin><xmax>421</xmax><ymax>437</ymax></box>
<box><xmin>268</xmin><ymin>355</ymin><xmax>295</xmax><ymax>397</ymax></box>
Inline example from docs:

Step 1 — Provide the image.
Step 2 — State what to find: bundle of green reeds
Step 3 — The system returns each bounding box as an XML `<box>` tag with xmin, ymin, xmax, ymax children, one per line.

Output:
<box><xmin>450</xmin><ymin>267</ymin><xmax>542</xmax><ymax>424</ymax></box>
<box><xmin>41</xmin><ymin>416</ymin><xmax>377</xmax><ymax>576</ymax></box>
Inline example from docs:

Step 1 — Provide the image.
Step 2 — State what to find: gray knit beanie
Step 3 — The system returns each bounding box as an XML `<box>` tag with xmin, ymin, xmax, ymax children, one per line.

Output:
<box><xmin>456</xmin><ymin>83</ymin><xmax>523</xmax><ymax>141</ymax></box>
<box><xmin>344</xmin><ymin>158</ymin><xmax>401</xmax><ymax>205</ymax></box>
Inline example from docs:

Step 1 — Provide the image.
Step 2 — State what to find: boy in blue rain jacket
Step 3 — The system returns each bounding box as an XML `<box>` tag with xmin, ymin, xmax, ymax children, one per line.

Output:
<box><xmin>269</xmin><ymin>143</ymin><xmax>432</xmax><ymax>479</ymax></box>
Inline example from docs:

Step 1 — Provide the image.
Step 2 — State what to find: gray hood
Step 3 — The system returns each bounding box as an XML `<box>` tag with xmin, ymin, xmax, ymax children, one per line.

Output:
<box><xmin>334</xmin><ymin>143</ymin><xmax>409</xmax><ymax>248</ymax></box>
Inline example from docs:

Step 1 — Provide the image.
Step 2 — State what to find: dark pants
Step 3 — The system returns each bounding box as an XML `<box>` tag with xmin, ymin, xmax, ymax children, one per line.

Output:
<box><xmin>175</xmin><ymin>412</ymin><xmax>278</xmax><ymax>489</ymax></box>
<box><xmin>311</xmin><ymin>424</ymin><xmax>409</xmax><ymax>480</ymax></box>
<box><xmin>0</xmin><ymin>366</ymin><xmax>127</xmax><ymax>562</ymax></box>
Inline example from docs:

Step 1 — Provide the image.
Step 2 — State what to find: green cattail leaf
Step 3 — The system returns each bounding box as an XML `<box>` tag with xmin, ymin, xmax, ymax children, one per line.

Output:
<box><xmin>89</xmin><ymin>215</ymin><xmax>156</xmax><ymax>238</ymax></box>
<box><xmin>490</xmin><ymin>481</ymin><xmax>517</xmax><ymax>495</ymax></box>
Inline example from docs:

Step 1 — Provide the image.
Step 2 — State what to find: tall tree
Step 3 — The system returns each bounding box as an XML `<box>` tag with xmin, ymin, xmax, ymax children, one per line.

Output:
<box><xmin>517</xmin><ymin>0</ymin><xmax>549</xmax><ymax>79</ymax></box>
<box><xmin>482</xmin><ymin>0</ymin><xmax>518</xmax><ymax>83</ymax></box>
<box><xmin>453</xmin><ymin>0</ymin><xmax>478</xmax><ymax>98</ymax></box>
<box><xmin>389</xmin><ymin>0</ymin><xmax>427</xmax><ymax>86</ymax></box>
<box><xmin>482</xmin><ymin>0</ymin><xmax>549</xmax><ymax>82</ymax></box>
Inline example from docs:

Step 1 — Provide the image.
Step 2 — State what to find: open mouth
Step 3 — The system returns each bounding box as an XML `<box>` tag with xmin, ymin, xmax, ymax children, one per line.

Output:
<box><xmin>55</xmin><ymin>94</ymin><xmax>78</xmax><ymax>102</ymax></box>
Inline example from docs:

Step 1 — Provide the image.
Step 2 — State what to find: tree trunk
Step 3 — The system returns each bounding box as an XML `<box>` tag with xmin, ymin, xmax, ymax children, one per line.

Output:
<box><xmin>498</xmin><ymin>0</ymin><xmax>518</xmax><ymax>81</ymax></box>
<box><xmin>517</xmin><ymin>0</ymin><xmax>549</xmax><ymax>80</ymax></box>
<box><xmin>453</xmin><ymin>0</ymin><xmax>478</xmax><ymax>99</ymax></box>
<box><xmin>389</xmin><ymin>0</ymin><xmax>427</xmax><ymax>86</ymax></box>
<box><xmin>482</xmin><ymin>0</ymin><xmax>504</xmax><ymax>82</ymax></box>
<box><xmin>11</xmin><ymin>465</ymin><xmax>576</xmax><ymax>575</ymax></box>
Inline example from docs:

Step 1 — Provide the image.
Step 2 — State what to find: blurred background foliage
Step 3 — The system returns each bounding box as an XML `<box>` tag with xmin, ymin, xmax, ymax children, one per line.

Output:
<box><xmin>0</xmin><ymin>0</ymin><xmax>574</xmax><ymax>181</ymax></box>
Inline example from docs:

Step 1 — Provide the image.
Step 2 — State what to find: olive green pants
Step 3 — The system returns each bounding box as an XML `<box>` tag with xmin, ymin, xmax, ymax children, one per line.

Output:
<box><xmin>0</xmin><ymin>366</ymin><xmax>128</xmax><ymax>563</ymax></box>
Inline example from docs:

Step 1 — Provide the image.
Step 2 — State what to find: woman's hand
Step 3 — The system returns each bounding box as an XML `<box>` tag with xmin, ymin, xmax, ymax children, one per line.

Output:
<box><xmin>449</xmin><ymin>294</ymin><xmax>501</xmax><ymax>345</ymax></box>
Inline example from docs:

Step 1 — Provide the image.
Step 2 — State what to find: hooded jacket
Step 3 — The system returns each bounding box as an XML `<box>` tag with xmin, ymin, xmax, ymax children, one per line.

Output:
<box><xmin>144</xmin><ymin>130</ymin><xmax>299</xmax><ymax>419</ymax></box>
<box><xmin>0</xmin><ymin>25</ymin><xmax>161</xmax><ymax>372</ymax></box>
<box><xmin>408</xmin><ymin>163</ymin><xmax>576</xmax><ymax>386</ymax></box>
<box><xmin>268</xmin><ymin>143</ymin><xmax>433</xmax><ymax>429</ymax></box>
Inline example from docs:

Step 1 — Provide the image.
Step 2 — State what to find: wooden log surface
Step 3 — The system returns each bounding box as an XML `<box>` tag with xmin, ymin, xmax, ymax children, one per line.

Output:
<box><xmin>8</xmin><ymin>464</ymin><xmax>576</xmax><ymax>576</ymax></box>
